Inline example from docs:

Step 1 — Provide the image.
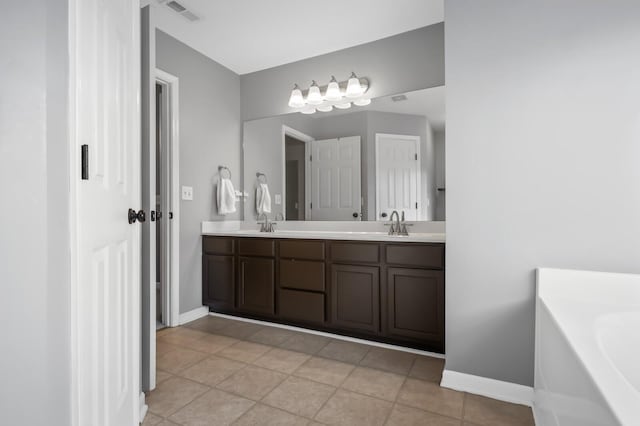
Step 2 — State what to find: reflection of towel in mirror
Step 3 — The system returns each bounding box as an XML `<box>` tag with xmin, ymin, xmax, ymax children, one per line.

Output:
<box><xmin>256</xmin><ymin>183</ymin><xmax>271</xmax><ymax>215</ymax></box>
<box><xmin>217</xmin><ymin>177</ymin><xmax>236</xmax><ymax>215</ymax></box>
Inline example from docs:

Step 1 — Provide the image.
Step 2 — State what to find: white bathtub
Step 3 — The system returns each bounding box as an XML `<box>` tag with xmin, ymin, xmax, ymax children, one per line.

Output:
<box><xmin>535</xmin><ymin>268</ymin><xmax>640</xmax><ymax>426</ymax></box>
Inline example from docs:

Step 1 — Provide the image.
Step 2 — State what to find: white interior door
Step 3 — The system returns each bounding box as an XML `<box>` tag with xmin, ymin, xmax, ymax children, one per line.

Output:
<box><xmin>310</xmin><ymin>136</ymin><xmax>361</xmax><ymax>220</ymax></box>
<box><xmin>71</xmin><ymin>0</ymin><xmax>140</xmax><ymax>424</ymax></box>
<box><xmin>376</xmin><ymin>134</ymin><xmax>420</xmax><ymax>221</ymax></box>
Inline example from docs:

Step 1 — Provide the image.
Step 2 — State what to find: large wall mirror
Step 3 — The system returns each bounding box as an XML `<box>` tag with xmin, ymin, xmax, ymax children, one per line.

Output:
<box><xmin>243</xmin><ymin>85</ymin><xmax>445</xmax><ymax>222</ymax></box>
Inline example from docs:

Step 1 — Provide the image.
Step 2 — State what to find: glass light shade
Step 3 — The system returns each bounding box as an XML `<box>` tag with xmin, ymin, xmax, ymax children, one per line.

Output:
<box><xmin>306</xmin><ymin>81</ymin><xmax>323</xmax><ymax>105</ymax></box>
<box><xmin>353</xmin><ymin>98</ymin><xmax>371</xmax><ymax>106</ymax></box>
<box><xmin>345</xmin><ymin>72</ymin><xmax>364</xmax><ymax>98</ymax></box>
<box><xmin>324</xmin><ymin>76</ymin><xmax>342</xmax><ymax>101</ymax></box>
<box><xmin>287</xmin><ymin>85</ymin><xmax>305</xmax><ymax>108</ymax></box>
<box><xmin>301</xmin><ymin>106</ymin><xmax>316</xmax><ymax>114</ymax></box>
<box><xmin>316</xmin><ymin>104</ymin><xmax>333</xmax><ymax>112</ymax></box>
<box><xmin>334</xmin><ymin>102</ymin><xmax>351</xmax><ymax>109</ymax></box>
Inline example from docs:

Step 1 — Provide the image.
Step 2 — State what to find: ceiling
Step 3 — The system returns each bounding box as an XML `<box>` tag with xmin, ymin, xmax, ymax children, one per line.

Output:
<box><xmin>145</xmin><ymin>0</ymin><xmax>444</xmax><ymax>75</ymax></box>
<box><xmin>368</xmin><ymin>86</ymin><xmax>445</xmax><ymax>131</ymax></box>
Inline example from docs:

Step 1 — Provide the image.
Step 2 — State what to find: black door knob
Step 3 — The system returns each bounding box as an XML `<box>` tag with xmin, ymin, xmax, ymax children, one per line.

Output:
<box><xmin>151</xmin><ymin>211</ymin><xmax>156</xmax><ymax>222</ymax></box>
<box><xmin>128</xmin><ymin>209</ymin><xmax>146</xmax><ymax>224</ymax></box>
<box><xmin>381</xmin><ymin>212</ymin><xmax>388</xmax><ymax>218</ymax></box>
<box><xmin>169</xmin><ymin>212</ymin><xmax>174</xmax><ymax>219</ymax></box>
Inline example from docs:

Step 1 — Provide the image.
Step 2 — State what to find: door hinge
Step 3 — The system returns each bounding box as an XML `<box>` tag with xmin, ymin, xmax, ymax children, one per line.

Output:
<box><xmin>310</xmin><ymin>202</ymin><xmax>313</xmax><ymax>209</ymax></box>
<box><xmin>415</xmin><ymin>153</ymin><xmax>418</xmax><ymax>160</ymax></box>
<box><xmin>416</xmin><ymin>202</ymin><xmax>418</xmax><ymax>209</ymax></box>
<box><xmin>309</xmin><ymin>155</ymin><xmax>312</xmax><ymax>162</ymax></box>
<box><xmin>81</xmin><ymin>144</ymin><xmax>89</xmax><ymax>180</ymax></box>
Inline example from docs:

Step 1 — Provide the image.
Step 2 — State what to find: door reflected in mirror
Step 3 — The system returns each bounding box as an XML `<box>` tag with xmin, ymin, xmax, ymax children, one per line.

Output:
<box><xmin>243</xmin><ymin>86</ymin><xmax>445</xmax><ymax>222</ymax></box>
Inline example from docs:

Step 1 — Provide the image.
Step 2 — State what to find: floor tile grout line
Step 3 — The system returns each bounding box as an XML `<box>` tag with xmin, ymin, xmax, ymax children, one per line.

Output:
<box><xmin>147</xmin><ymin>378</ymin><xmax>212</xmax><ymax>420</ymax></box>
<box><xmin>152</xmin><ymin>321</ymin><xmax>458</xmax><ymax>425</ymax></box>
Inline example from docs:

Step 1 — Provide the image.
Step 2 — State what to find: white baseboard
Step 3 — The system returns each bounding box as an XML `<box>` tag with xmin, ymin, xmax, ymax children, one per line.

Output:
<box><xmin>208</xmin><ymin>312</ymin><xmax>445</xmax><ymax>359</ymax></box>
<box><xmin>441</xmin><ymin>369</ymin><xmax>534</xmax><ymax>407</ymax></box>
<box><xmin>178</xmin><ymin>306</ymin><xmax>209</xmax><ymax>325</ymax></box>
<box><xmin>139</xmin><ymin>392</ymin><xmax>148</xmax><ymax>423</ymax></box>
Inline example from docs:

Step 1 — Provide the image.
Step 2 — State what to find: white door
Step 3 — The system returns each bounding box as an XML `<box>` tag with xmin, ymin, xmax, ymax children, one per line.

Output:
<box><xmin>311</xmin><ymin>136</ymin><xmax>361</xmax><ymax>220</ymax></box>
<box><xmin>70</xmin><ymin>0</ymin><xmax>140</xmax><ymax>424</ymax></box>
<box><xmin>375</xmin><ymin>134</ymin><xmax>420</xmax><ymax>221</ymax></box>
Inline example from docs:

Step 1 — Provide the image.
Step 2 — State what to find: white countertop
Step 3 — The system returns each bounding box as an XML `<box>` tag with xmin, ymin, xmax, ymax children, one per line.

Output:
<box><xmin>201</xmin><ymin>228</ymin><xmax>445</xmax><ymax>243</ymax></box>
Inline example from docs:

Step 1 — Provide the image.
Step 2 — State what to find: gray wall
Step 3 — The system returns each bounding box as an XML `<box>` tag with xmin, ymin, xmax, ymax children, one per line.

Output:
<box><xmin>243</xmin><ymin>114</ymin><xmax>315</xmax><ymax>221</ymax></box>
<box><xmin>156</xmin><ymin>30</ymin><xmax>242</xmax><ymax>313</ymax></box>
<box><xmin>0</xmin><ymin>0</ymin><xmax>70</xmax><ymax>424</ymax></box>
<box><xmin>445</xmin><ymin>0</ymin><xmax>640</xmax><ymax>386</ymax></box>
<box><xmin>240</xmin><ymin>23</ymin><xmax>444</xmax><ymax>121</ymax></box>
<box><xmin>433</xmin><ymin>130</ymin><xmax>445</xmax><ymax>220</ymax></box>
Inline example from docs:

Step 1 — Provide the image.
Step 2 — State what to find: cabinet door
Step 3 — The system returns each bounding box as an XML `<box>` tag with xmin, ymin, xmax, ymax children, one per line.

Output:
<box><xmin>387</xmin><ymin>268</ymin><xmax>444</xmax><ymax>348</ymax></box>
<box><xmin>330</xmin><ymin>264</ymin><xmax>379</xmax><ymax>333</ymax></box>
<box><xmin>203</xmin><ymin>254</ymin><xmax>235</xmax><ymax>310</ymax></box>
<box><xmin>238</xmin><ymin>257</ymin><xmax>275</xmax><ymax>315</ymax></box>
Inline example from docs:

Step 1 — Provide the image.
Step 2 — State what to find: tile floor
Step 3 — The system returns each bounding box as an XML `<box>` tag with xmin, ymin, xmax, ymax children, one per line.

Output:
<box><xmin>144</xmin><ymin>315</ymin><xmax>534</xmax><ymax>426</ymax></box>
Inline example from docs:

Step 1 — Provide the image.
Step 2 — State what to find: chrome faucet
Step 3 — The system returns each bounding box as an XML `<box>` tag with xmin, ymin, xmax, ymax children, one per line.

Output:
<box><xmin>257</xmin><ymin>213</ymin><xmax>276</xmax><ymax>232</ymax></box>
<box><xmin>388</xmin><ymin>210</ymin><xmax>401</xmax><ymax>235</ymax></box>
<box><xmin>387</xmin><ymin>210</ymin><xmax>411</xmax><ymax>236</ymax></box>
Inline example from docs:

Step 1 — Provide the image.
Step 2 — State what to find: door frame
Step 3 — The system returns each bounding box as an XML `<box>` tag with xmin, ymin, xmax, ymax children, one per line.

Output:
<box><xmin>155</xmin><ymin>68</ymin><xmax>180</xmax><ymax>328</ymax></box>
<box><xmin>374</xmin><ymin>133</ymin><xmax>422</xmax><ymax>221</ymax></box>
<box><xmin>281</xmin><ymin>125</ymin><xmax>313</xmax><ymax>220</ymax></box>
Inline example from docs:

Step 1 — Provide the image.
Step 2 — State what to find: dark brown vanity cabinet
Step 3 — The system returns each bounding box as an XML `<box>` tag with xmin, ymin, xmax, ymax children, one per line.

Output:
<box><xmin>330</xmin><ymin>264</ymin><xmax>380</xmax><ymax>333</ymax></box>
<box><xmin>237</xmin><ymin>239</ymin><xmax>276</xmax><ymax>316</ymax></box>
<box><xmin>278</xmin><ymin>240</ymin><xmax>326</xmax><ymax>325</ymax></box>
<box><xmin>202</xmin><ymin>235</ymin><xmax>445</xmax><ymax>353</ymax></box>
<box><xmin>238</xmin><ymin>257</ymin><xmax>275</xmax><ymax>315</ymax></box>
<box><xmin>202</xmin><ymin>237</ymin><xmax>235</xmax><ymax>310</ymax></box>
<box><xmin>387</xmin><ymin>268</ymin><xmax>444</xmax><ymax>343</ymax></box>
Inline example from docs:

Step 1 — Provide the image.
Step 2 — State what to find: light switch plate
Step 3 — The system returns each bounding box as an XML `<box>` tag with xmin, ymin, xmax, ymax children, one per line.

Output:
<box><xmin>274</xmin><ymin>194</ymin><xmax>282</xmax><ymax>205</ymax></box>
<box><xmin>181</xmin><ymin>186</ymin><xmax>193</xmax><ymax>200</ymax></box>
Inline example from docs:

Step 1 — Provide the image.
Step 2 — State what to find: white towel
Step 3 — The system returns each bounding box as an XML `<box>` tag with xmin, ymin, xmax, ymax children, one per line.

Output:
<box><xmin>217</xmin><ymin>177</ymin><xmax>237</xmax><ymax>215</ymax></box>
<box><xmin>256</xmin><ymin>183</ymin><xmax>271</xmax><ymax>215</ymax></box>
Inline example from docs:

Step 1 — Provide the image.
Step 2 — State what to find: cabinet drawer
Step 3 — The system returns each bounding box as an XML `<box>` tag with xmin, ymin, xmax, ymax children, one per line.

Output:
<box><xmin>330</xmin><ymin>242</ymin><xmax>379</xmax><ymax>264</ymax></box>
<box><xmin>238</xmin><ymin>238</ymin><xmax>275</xmax><ymax>257</ymax></box>
<box><xmin>279</xmin><ymin>240</ymin><xmax>325</xmax><ymax>260</ymax></box>
<box><xmin>385</xmin><ymin>244</ymin><xmax>444</xmax><ymax>269</ymax></box>
<box><xmin>203</xmin><ymin>236</ymin><xmax>234</xmax><ymax>255</ymax></box>
<box><xmin>279</xmin><ymin>289</ymin><xmax>325</xmax><ymax>324</ymax></box>
<box><xmin>280</xmin><ymin>260</ymin><xmax>325</xmax><ymax>292</ymax></box>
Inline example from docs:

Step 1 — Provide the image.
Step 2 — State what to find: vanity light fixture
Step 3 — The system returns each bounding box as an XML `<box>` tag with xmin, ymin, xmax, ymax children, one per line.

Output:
<box><xmin>306</xmin><ymin>80</ymin><xmax>323</xmax><ymax>105</ymax></box>
<box><xmin>287</xmin><ymin>84</ymin><xmax>305</xmax><ymax>108</ymax></box>
<box><xmin>287</xmin><ymin>73</ymin><xmax>369</xmax><ymax>114</ymax></box>
<box><xmin>353</xmin><ymin>98</ymin><xmax>371</xmax><ymax>106</ymax></box>
<box><xmin>345</xmin><ymin>72</ymin><xmax>365</xmax><ymax>98</ymax></box>
<box><xmin>325</xmin><ymin>76</ymin><xmax>342</xmax><ymax>101</ymax></box>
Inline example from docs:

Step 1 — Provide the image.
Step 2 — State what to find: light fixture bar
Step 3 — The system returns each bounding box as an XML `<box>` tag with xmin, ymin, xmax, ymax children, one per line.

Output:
<box><xmin>296</xmin><ymin>77</ymin><xmax>369</xmax><ymax>99</ymax></box>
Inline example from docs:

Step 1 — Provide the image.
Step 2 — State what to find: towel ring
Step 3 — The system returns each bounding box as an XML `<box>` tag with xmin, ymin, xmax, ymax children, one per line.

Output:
<box><xmin>256</xmin><ymin>172</ymin><xmax>267</xmax><ymax>184</ymax></box>
<box><xmin>219</xmin><ymin>166</ymin><xmax>231</xmax><ymax>179</ymax></box>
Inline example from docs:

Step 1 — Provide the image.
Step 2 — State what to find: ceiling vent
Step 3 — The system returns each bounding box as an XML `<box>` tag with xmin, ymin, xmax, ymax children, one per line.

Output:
<box><xmin>158</xmin><ymin>0</ymin><xmax>200</xmax><ymax>22</ymax></box>
<box><xmin>391</xmin><ymin>94</ymin><xmax>408</xmax><ymax>102</ymax></box>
